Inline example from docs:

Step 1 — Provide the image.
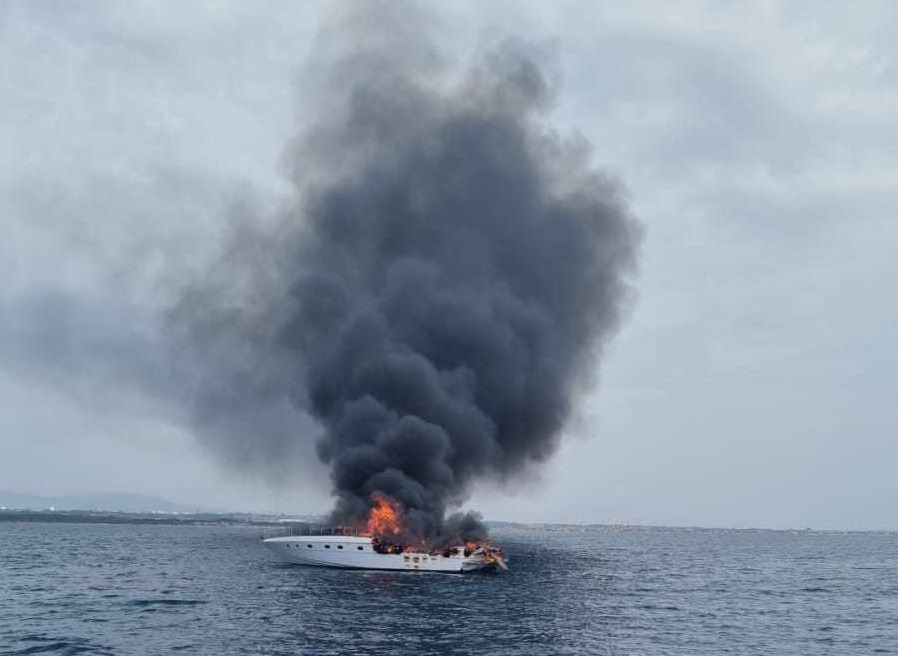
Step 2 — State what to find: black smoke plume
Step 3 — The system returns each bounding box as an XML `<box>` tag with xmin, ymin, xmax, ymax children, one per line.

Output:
<box><xmin>174</xmin><ymin>3</ymin><xmax>641</xmax><ymax>543</ymax></box>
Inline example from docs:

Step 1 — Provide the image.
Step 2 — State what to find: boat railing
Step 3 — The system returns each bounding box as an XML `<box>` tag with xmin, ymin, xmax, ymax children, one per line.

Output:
<box><xmin>265</xmin><ymin>523</ymin><xmax>365</xmax><ymax>538</ymax></box>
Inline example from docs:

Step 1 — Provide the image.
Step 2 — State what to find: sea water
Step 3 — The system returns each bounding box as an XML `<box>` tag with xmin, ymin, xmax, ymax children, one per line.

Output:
<box><xmin>1</xmin><ymin>522</ymin><xmax>896</xmax><ymax>655</ymax></box>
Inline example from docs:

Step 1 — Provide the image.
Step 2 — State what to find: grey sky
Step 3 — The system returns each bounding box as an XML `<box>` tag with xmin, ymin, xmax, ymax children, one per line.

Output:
<box><xmin>2</xmin><ymin>1</ymin><xmax>896</xmax><ymax>529</ymax></box>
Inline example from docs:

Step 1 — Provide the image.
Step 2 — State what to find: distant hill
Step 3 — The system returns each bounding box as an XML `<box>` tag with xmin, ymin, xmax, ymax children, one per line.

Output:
<box><xmin>0</xmin><ymin>490</ymin><xmax>215</xmax><ymax>514</ymax></box>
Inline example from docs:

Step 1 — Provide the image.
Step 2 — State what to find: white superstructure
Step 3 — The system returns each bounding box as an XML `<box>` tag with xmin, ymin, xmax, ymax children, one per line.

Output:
<box><xmin>263</xmin><ymin>534</ymin><xmax>503</xmax><ymax>572</ymax></box>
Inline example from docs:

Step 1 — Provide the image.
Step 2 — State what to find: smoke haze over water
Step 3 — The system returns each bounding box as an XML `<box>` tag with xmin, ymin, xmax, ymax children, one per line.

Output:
<box><xmin>173</xmin><ymin>3</ymin><xmax>641</xmax><ymax>541</ymax></box>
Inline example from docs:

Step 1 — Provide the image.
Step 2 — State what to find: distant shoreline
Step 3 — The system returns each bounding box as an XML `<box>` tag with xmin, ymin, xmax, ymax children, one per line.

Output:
<box><xmin>0</xmin><ymin>509</ymin><xmax>282</xmax><ymax>526</ymax></box>
<box><xmin>2</xmin><ymin>509</ymin><xmax>895</xmax><ymax>534</ymax></box>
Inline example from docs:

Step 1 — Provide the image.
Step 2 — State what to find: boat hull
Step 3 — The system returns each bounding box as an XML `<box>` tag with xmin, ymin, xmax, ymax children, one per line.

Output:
<box><xmin>263</xmin><ymin>535</ymin><xmax>493</xmax><ymax>572</ymax></box>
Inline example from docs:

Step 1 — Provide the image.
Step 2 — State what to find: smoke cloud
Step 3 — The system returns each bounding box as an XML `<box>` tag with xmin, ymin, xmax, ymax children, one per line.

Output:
<box><xmin>173</xmin><ymin>2</ymin><xmax>641</xmax><ymax>541</ymax></box>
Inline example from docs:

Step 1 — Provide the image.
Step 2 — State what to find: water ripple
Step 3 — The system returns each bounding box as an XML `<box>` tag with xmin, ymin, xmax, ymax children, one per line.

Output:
<box><xmin>1</xmin><ymin>523</ymin><xmax>896</xmax><ymax>655</ymax></box>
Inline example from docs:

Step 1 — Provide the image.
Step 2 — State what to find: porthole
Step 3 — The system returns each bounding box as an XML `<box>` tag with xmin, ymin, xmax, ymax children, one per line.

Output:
<box><xmin>307</xmin><ymin>544</ymin><xmax>313</xmax><ymax>549</ymax></box>
<box><xmin>357</xmin><ymin>546</ymin><xmax>363</xmax><ymax>551</ymax></box>
<box><xmin>324</xmin><ymin>544</ymin><xmax>331</xmax><ymax>549</ymax></box>
<box><xmin>337</xmin><ymin>545</ymin><xmax>343</xmax><ymax>549</ymax></box>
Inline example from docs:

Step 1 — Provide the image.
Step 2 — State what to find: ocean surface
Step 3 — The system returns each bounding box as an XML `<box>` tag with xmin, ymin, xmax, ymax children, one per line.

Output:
<box><xmin>1</xmin><ymin>522</ymin><xmax>896</xmax><ymax>655</ymax></box>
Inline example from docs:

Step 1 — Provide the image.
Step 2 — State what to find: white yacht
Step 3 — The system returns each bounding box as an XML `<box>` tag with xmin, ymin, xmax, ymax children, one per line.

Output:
<box><xmin>263</xmin><ymin>534</ymin><xmax>506</xmax><ymax>572</ymax></box>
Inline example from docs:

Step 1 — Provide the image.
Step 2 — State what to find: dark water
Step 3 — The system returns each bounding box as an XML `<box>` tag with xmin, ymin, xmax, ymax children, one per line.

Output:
<box><xmin>2</xmin><ymin>523</ymin><xmax>896</xmax><ymax>655</ymax></box>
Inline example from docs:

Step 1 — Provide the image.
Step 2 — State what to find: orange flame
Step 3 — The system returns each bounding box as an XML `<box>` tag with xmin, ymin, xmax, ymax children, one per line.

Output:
<box><xmin>362</xmin><ymin>494</ymin><xmax>504</xmax><ymax>563</ymax></box>
<box><xmin>365</xmin><ymin>493</ymin><xmax>404</xmax><ymax>539</ymax></box>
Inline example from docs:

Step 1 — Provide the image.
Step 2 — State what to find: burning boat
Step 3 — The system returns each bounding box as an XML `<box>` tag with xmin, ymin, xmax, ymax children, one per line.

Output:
<box><xmin>263</xmin><ymin>495</ymin><xmax>507</xmax><ymax>572</ymax></box>
<box><xmin>263</xmin><ymin>533</ymin><xmax>506</xmax><ymax>572</ymax></box>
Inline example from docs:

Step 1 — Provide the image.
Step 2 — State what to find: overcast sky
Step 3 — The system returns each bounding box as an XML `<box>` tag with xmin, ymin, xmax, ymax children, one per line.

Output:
<box><xmin>2</xmin><ymin>1</ymin><xmax>896</xmax><ymax>530</ymax></box>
